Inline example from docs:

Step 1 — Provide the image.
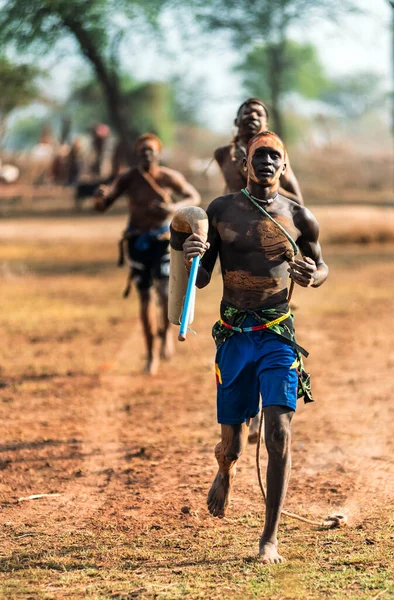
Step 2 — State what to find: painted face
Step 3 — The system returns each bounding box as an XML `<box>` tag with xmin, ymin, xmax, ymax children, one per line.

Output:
<box><xmin>236</xmin><ymin>103</ymin><xmax>268</xmax><ymax>137</ymax></box>
<box><xmin>246</xmin><ymin>134</ymin><xmax>286</xmax><ymax>185</ymax></box>
<box><xmin>136</xmin><ymin>140</ymin><xmax>161</xmax><ymax>168</ymax></box>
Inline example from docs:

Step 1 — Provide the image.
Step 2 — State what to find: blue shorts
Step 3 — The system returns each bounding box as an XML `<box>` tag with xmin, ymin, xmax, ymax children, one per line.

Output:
<box><xmin>215</xmin><ymin>315</ymin><xmax>298</xmax><ymax>424</ymax></box>
<box><xmin>127</xmin><ymin>222</ymin><xmax>170</xmax><ymax>291</ymax></box>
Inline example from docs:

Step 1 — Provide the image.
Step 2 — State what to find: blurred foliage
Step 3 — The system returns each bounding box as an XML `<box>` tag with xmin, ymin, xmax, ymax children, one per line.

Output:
<box><xmin>192</xmin><ymin>0</ymin><xmax>361</xmax><ymax>46</ymax></box>
<box><xmin>0</xmin><ymin>0</ymin><xmax>170</xmax><ymax>152</ymax></box>
<box><xmin>66</xmin><ymin>77</ymin><xmax>121</xmax><ymax>133</ymax></box>
<box><xmin>66</xmin><ymin>75</ymin><xmax>175</xmax><ymax>143</ymax></box>
<box><xmin>321</xmin><ymin>71</ymin><xmax>388</xmax><ymax>120</ymax></box>
<box><xmin>127</xmin><ymin>82</ymin><xmax>174</xmax><ymax>143</ymax></box>
<box><xmin>236</xmin><ymin>40</ymin><xmax>329</xmax><ymax>134</ymax></box>
<box><xmin>0</xmin><ymin>57</ymin><xmax>42</xmax><ymax>117</ymax></box>
<box><xmin>240</xmin><ymin>41</ymin><xmax>329</xmax><ymax>101</ymax></box>
<box><xmin>190</xmin><ymin>0</ymin><xmax>361</xmax><ymax>138</ymax></box>
<box><xmin>5</xmin><ymin>115</ymin><xmax>48</xmax><ymax>150</ymax></box>
<box><xmin>282</xmin><ymin>111</ymin><xmax>313</xmax><ymax>146</ymax></box>
<box><xmin>169</xmin><ymin>73</ymin><xmax>207</xmax><ymax>126</ymax></box>
<box><xmin>0</xmin><ymin>0</ymin><xmax>163</xmax><ymax>56</ymax></box>
<box><xmin>0</xmin><ymin>56</ymin><xmax>43</xmax><ymax>144</ymax></box>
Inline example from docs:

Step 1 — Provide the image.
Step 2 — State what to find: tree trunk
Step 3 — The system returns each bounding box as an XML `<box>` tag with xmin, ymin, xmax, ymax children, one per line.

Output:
<box><xmin>62</xmin><ymin>17</ymin><xmax>135</xmax><ymax>164</ymax></box>
<box><xmin>268</xmin><ymin>44</ymin><xmax>285</xmax><ymax>140</ymax></box>
<box><xmin>0</xmin><ymin>114</ymin><xmax>7</xmax><ymax>149</ymax></box>
<box><xmin>390</xmin><ymin>2</ymin><xmax>394</xmax><ymax>139</ymax></box>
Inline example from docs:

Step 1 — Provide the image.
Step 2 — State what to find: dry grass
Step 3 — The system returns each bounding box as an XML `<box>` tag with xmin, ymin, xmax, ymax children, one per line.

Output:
<box><xmin>313</xmin><ymin>206</ymin><xmax>394</xmax><ymax>245</ymax></box>
<box><xmin>0</xmin><ymin>145</ymin><xmax>393</xmax><ymax>218</ymax></box>
<box><xmin>291</xmin><ymin>146</ymin><xmax>393</xmax><ymax>206</ymax></box>
<box><xmin>1</xmin><ymin>204</ymin><xmax>394</xmax><ymax>250</ymax></box>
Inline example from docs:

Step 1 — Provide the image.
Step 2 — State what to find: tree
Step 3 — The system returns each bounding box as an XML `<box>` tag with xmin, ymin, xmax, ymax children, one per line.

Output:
<box><xmin>0</xmin><ymin>0</ymin><xmax>167</xmax><ymax>159</ymax></box>
<box><xmin>5</xmin><ymin>116</ymin><xmax>48</xmax><ymax>150</ymax></box>
<box><xmin>169</xmin><ymin>72</ymin><xmax>208</xmax><ymax>126</ymax></box>
<box><xmin>388</xmin><ymin>1</ymin><xmax>394</xmax><ymax>139</ymax></box>
<box><xmin>321</xmin><ymin>72</ymin><xmax>387</xmax><ymax>120</ymax></box>
<box><xmin>192</xmin><ymin>0</ymin><xmax>360</xmax><ymax>138</ymax></box>
<box><xmin>67</xmin><ymin>76</ymin><xmax>121</xmax><ymax>134</ymax></box>
<box><xmin>127</xmin><ymin>82</ymin><xmax>175</xmax><ymax>143</ymax></box>
<box><xmin>67</xmin><ymin>74</ymin><xmax>175</xmax><ymax>143</ymax></box>
<box><xmin>236</xmin><ymin>40</ymin><xmax>329</xmax><ymax>136</ymax></box>
<box><xmin>0</xmin><ymin>56</ymin><xmax>42</xmax><ymax>144</ymax></box>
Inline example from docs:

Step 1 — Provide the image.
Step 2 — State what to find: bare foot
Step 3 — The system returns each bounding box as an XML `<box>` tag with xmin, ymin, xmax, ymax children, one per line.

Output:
<box><xmin>160</xmin><ymin>330</ymin><xmax>174</xmax><ymax>361</ymax></box>
<box><xmin>248</xmin><ymin>413</ymin><xmax>261</xmax><ymax>444</ymax></box>
<box><xmin>143</xmin><ymin>355</ymin><xmax>159</xmax><ymax>376</ymax></box>
<box><xmin>259</xmin><ymin>539</ymin><xmax>285</xmax><ymax>565</ymax></box>
<box><xmin>207</xmin><ymin>469</ymin><xmax>235</xmax><ymax>517</ymax></box>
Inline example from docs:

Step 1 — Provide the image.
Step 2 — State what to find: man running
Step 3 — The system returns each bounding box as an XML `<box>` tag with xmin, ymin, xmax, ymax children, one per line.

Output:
<box><xmin>183</xmin><ymin>131</ymin><xmax>328</xmax><ymax>563</ymax></box>
<box><xmin>214</xmin><ymin>98</ymin><xmax>303</xmax><ymax>204</ymax></box>
<box><xmin>215</xmin><ymin>98</ymin><xmax>304</xmax><ymax>443</ymax></box>
<box><xmin>95</xmin><ymin>133</ymin><xmax>201</xmax><ymax>375</ymax></box>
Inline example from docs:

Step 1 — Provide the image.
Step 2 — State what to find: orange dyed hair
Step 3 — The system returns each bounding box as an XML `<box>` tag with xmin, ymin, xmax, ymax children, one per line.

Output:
<box><xmin>246</xmin><ymin>131</ymin><xmax>286</xmax><ymax>158</ymax></box>
<box><xmin>135</xmin><ymin>133</ymin><xmax>163</xmax><ymax>152</ymax></box>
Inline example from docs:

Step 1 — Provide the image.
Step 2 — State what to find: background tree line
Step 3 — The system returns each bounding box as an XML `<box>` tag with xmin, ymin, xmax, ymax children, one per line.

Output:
<box><xmin>0</xmin><ymin>0</ymin><xmax>390</xmax><ymax>150</ymax></box>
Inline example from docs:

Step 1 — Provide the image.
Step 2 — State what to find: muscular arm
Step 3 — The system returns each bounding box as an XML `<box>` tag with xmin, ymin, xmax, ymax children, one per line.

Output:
<box><xmin>279</xmin><ymin>158</ymin><xmax>304</xmax><ymax>206</ymax></box>
<box><xmin>214</xmin><ymin>146</ymin><xmax>226</xmax><ymax>168</ymax></box>
<box><xmin>167</xmin><ymin>170</ymin><xmax>201</xmax><ymax>210</ymax></box>
<box><xmin>291</xmin><ymin>208</ymin><xmax>328</xmax><ymax>288</ymax></box>
<box><xmin>94</xmin><ymin>172</ymin><xmax>130</xmax><ymax>212</ymax></box>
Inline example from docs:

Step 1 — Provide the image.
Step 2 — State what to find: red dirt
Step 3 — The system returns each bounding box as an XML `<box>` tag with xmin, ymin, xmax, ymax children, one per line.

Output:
<box><xmin>1</xmin><ymin>216</ymin><xmax>394</xmax><ymax>597</ymax></box>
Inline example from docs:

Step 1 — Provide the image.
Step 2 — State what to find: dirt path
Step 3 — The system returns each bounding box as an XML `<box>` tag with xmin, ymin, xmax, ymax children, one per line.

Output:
<box><xmin>1</xmin><ymin>217</ymin><xmax>394</xmax><ymax>598</ymax></box>
<box><xmin>1</xmin><ymin>206</ymin><xmax>394</xmax><ymax>244</ymax></box>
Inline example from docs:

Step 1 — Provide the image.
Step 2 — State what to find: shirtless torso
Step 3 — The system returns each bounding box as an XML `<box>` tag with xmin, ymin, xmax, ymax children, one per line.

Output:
<box><xmin>98</xmin><ymin>165</ymin><xmax>200</xmax><ymax>232</ymax></box>
<box><xmin>199</xmin><ymin>190</ymin><xmax>320</xmax><ymax>308</ymax></box>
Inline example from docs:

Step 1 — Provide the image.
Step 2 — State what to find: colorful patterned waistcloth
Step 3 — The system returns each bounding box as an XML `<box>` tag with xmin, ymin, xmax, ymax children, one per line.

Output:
<box><xmin>212</xmin><ymin>300</ymin><xmax>313</xmax><ymax>404</ymax></box>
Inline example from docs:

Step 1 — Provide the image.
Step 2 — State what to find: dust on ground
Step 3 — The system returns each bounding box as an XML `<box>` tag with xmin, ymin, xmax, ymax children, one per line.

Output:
<box><xmin>0</xmin><ymin>212</ymin><xmax>394</xmax><ymax>599</ymax></box>
<box><xmin>1</xmin><ymin>205</ymin><xmax>394</xmax><ymax>244</ymax></box>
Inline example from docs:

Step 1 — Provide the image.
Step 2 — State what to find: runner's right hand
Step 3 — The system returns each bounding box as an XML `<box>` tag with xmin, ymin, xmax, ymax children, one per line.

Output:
<box><xmin>183</xmin><ymin>233</ymin><xmax>210</xmax><ymax>268</ymax></box>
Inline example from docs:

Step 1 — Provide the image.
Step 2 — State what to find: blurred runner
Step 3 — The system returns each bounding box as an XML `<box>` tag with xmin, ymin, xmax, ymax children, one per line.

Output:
<box><xmin>91</xmin><ymin>123</ymin><xmax>110</xmax><ymax>177</ymax></box>
<box><xmin>67</xmin><ymin>138</ymin><xmax>83</xmax><ymax>186</ymax></box>
<box><xmin>94</xmin><ymin>133</ymin><xmax>201</xmax><ymax>375</ymax></box>
<box><xmin>214</xmin><ymin>98</ymin><xmax>303</xmax><ymax>204</ymax></box>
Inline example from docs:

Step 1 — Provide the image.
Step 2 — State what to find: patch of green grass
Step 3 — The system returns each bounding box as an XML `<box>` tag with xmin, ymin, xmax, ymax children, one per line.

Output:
<box><xmin>2</xmin><ymin>517</ymin><xmax>394</xmax><ymax>599</ymax></box>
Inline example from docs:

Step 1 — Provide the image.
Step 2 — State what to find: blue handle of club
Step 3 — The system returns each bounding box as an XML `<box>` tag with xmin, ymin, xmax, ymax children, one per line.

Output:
<box><xmin>179</xmin><ymin>255</ymin><xmax>200</xmax><ymax>340</ymax></box>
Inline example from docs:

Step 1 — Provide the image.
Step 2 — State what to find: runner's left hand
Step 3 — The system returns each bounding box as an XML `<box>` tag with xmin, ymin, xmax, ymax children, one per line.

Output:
<box><xmin>93</xmin><ymin>185</ymin><xmax>110</xmax><ymax>211</ymax></box>
<box><xmin>288</xmin><ymin>256</ymin><xmax>317</xmax><ymax>287</ymax></box>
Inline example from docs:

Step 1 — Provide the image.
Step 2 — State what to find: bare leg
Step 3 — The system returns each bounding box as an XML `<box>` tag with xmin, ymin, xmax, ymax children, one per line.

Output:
<box><xmin>248</xmin><ymin>412</ymin><xmax>261</xmax><ymax>444</ymax></box>
<box><xmin>259</xmin><ymin>406</ymin><xmax>294</xmax><ymax>564</ymax></box>
<box><xmin>156</xmin><ymin>279</ymin><xmax>173</xmax><ymax>360</ymax></box>
<box><xmin>139</xmin><ymin>288</ymin><xmax>159</xmax><ymax>375</ymax></box>
<box><xmin>207</xmin><ymin>423</ymin><xmax>248</xmax><ymax>517</ymax></box>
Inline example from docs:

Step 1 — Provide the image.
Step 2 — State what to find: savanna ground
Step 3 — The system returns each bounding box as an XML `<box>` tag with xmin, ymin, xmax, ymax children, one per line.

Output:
<box><xmin>1</xmin><ymin>209</ymin><xmax>394</xmax><ymax>599</ymax></box>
